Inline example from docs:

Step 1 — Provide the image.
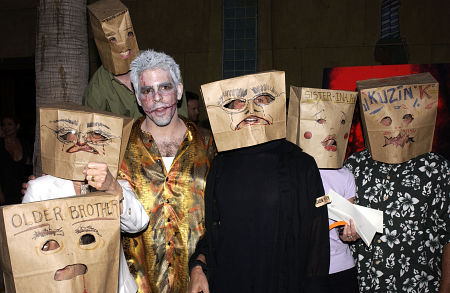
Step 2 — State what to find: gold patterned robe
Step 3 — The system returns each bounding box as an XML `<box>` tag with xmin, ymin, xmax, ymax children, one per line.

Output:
<box><xmin>119</xmin><ymin>117</ymin><xmax>214</xmax><ymax>293</ymax></box>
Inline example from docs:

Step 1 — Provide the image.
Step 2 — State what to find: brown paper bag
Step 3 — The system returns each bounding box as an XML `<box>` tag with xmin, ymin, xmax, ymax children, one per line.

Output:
<box><xmin>357</xmin><ymin>72</ymin><xmax>438</xmax><ymax>164</ymax></box>
<box><xmin>88</xmin><ymin>0</ymin><xmax>139</xmax><ymax>75</ymax></box>
<box><xmin>40</xmin><ymin>102</ymin><xmax>133</xmax><ymax>181</ymax></box>
<box><xmin>201</xmin><ymin>71</ymin><xmax>286</xmax><ymax>152</ymax></box>
<box><xmin>0</xmin><ymin>192</ymin><xmax>120</xmax><ymax>293</ymax></box>
<box><xmin>287</xmin><ymin>87</ymin><xmax>357</xmax><ymax>168</ymax></box>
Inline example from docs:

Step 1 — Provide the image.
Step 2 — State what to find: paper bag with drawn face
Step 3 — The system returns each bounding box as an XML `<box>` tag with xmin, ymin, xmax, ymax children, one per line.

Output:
<box><xmin>287</xmin><ymin>87</ymin><xmax>357</xmax><ymax>168</ymax></box>
<box><xmin>88</xmin><ymin>0</ymin><xmax>139</xmax><ymax>75</ymax></box>
<box><xmin>40</xmin><ymin>103</ymin><xmax>133</xmax><ymax>181</ymax></box>
<box><xmin>201</xmin><ymin>71</ymin><xmax>286</xmax><ymax>152</ymax></box>
<box><xmin>0</xmin><ymin>192</ymin><xmax>120</xmax><ymax>293</ymax></box>
<box><xmin>357</xmin><ymin>72</ymin><xmax>438</xmax><ymax>164</ymax></box>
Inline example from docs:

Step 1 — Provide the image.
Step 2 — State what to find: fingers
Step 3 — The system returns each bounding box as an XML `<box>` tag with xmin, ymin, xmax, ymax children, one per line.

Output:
<box><xmin>188</xmin><ymin>266</ymin><xmax>210</xmax><ymax>293</ymax></box>
<box><xmin>83</xmin><ymin>162</ymin><xmax>111</xmax><ymax>190</ymax></box>
<box><xmin>21</xmin><ymin>182</ymin><xmax>29</xmax><ymax>195</ymax></box>
<box><xmin>342</xmin><ymin>224</ymin><xmax>352</xmax><ymax>241</ymax></box>
<box><xmin>349</xmin><ymin>219</ymin><xmax>357</xmax><ymax>235</ymax></box>
<box><xmin>22</xmin><ymin>174</ymin><xmax>37</xmax><ymax>195</ymax></box>
<box><xmin>342</xmin><ymin>219</ymin><xmax>360</xmax><ymax>242</ymax></box>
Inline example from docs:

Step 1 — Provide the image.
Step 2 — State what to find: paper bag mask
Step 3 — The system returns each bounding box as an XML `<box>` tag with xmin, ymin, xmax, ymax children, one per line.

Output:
<box><xmin>357</xmin><ymin>72</ymin><xmax>438</xmax><ymax>164</ymax></box>
<box><xmin>201</xmin><ymin>71</ymin><xmax>286</xmax><ymax>152</ymax></box>
<box><xmin>88</xmin><ymin>0</ymin><xmax>139</xmax><ymax>75</ymax></box>
<box><xmin>287</xmin><ymin>87</ymin><xmax>357</xmax><ymax>168</ymax></box>
<box><xmin>0</xmin><ymin>192</ymin><xmax>120</xmax><ymax>293</ymax></box>
<box><xmin>40</xmin><ymin>103</ymin><xmax>133</xmax><ymax>181</ymax></box>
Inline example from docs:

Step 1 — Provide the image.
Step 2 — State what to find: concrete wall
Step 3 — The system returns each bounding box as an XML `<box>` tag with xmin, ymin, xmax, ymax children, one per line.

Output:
<box><xmin>1</xmin><ymin>0</ymin><xmax>450</xmax><ymax>95</ymax></box>
<box><xmin>114</xmin><ymin>0</ymin><xmax>223</xmax><ymax>96</ymax></box>
<box><xmin>258</xmin><ymin>0</ymin><xmax>450</xmax><ymax>90</ymax></box>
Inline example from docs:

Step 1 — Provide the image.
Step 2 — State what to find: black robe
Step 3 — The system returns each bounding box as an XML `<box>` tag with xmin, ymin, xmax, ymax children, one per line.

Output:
<box><xmin>191</xmin><ymin>139</ymin><xmax>330</xmax><ymax>293</ymax></box>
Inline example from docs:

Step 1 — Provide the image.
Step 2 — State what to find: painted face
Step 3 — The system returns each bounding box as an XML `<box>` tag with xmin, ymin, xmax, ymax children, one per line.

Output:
<box><xmin>25</xmin><ymin>225</ymin><xmax>93</xmax><ymax>289</ymax></box>
<box><xmin>303</xmin><ymin>109</ymin><xmax>348</xmax><ymax>152</ymax></box>
<box><xmin>202</xmin><ymin>71</ymin><xmax>286</xmax><ymax>152</ymax></box>
<box><xmin>101</xmin><ymin>12</ymin><xmax>137</xmax><ymax>62</ymax></box>
<box><xmin>292</xmin><ymin>88</ymin><xmax>356</xmax><ymax>168</ymax></box>
<box><xmin>379</xmin><ymin>108</ymin><xmax>415</xmax><ymax>148</ymax></box>
<box><xmin>39</xmin><ymin>106</ymin><xmax>131</xmax><ymax>181</ymax></box>
<box><xmin>3</xmin><ymin>195</ymin><xmax>120</xmax><ymax>292</ymax></box>
<box><xmin>358</xmin><ymin>73</ymin><xmax>439</xmax><ymax>163</ymax></box>
<box><xmin>220</xmin><ymin>91</ymin><xmax>276</xmax><ymax>130</ymax></box>
<box><xmin>137</xmin><ymin>68</ymin><xmax>183</xmax><ymax>127</ymax></box>
<box><xmin>46</xmin><ymin>119</ymin><xmax>116</xmax><ymax>155</ymax></box>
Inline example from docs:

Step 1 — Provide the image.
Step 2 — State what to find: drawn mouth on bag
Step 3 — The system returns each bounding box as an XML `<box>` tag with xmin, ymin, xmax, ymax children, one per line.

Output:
<box><xmin>235</xmin><ymin>115</ymin><xmax>271</xmax><ymax>130</ymax></box>
<box><xmin>54</xmin><ymin>264</ymin><xmax>88</xmax><ymax>281</ymax></box>
<box><xmin>321</xmin><ymin>135</ymin><xmax>337</xmax><ymax>152</ymax></box>
<box><xmin>383</xmin><ymin>133</ymin><xmax>414</xmax><ymax>147</ymax></box>
<box><xmin>66</xmin><ymin>144</ymin><xmax>98</xmax><ymax>154</ymax></box>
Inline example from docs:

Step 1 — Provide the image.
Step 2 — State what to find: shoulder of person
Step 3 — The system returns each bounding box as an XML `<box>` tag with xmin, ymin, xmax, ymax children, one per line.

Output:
<box><xmin>281</xmin><ymin>140</ymin><xmax>316</xmax><ymax>163</ymax></box>
<box><xmin>425</xmin><ymin>152</ymin><xmax>450</xmax><ymax>165</ymax></box>
<box><xmin>93</xmin><ymin>65</ymin><xmax>111</xmax><ymax>78</ymax></box>
<box><xmin>86</xmin><ymin>66</ymin><xmax>113</xmax><ymax>87</ymax></box>
<box><xmin>344</xmin><ymin>148</ymin><xmax>370</xmax><ymax>164</ymax></box>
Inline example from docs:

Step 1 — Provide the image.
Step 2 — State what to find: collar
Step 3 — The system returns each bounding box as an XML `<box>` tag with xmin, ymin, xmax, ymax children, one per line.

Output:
<box><xmin>138</xmin><ymin>115</ymin><xmax>197</xmax><ymax>144</ymax></box>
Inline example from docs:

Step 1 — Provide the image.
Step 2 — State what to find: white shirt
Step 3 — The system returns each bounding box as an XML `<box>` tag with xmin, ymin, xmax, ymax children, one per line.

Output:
<box><xmin>22</xmin><ymin>175</ymin><xmax>149</xmax><ymax>293</ymax></box>
<box><xmin>162</xmin><ymin>156</ymin><xmax>175</xmax><ymax>173</ymax></box>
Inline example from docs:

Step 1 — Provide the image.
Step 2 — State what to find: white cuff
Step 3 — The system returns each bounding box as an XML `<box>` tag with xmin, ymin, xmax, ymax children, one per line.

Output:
<box><xmin>117</xmin><ymin>180</ymin><xmax>149</xmax><ymax>234</ymax></box>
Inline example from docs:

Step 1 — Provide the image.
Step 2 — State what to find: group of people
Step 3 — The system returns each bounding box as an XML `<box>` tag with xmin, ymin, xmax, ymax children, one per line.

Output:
<box><xmin>2</xmin><ymin>0</ymin><xmax>448</xmax><ymax>292</ymax></box>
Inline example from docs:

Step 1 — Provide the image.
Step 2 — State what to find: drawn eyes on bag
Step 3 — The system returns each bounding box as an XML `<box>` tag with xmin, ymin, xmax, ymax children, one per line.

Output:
<box><xmin>40</xmin><ymin>233</ymin><xmax>97</xmax><ymax>254</ymax></box>
<box><xmin>41</xmin><ymin>239</ymin><xmax>60</xmax><ymax>252</ymax></box>
<box><xmin>316</xmin><ymin>118</ymin><xmax>326</xmax><ymax>125</ymax></box>
<box><xmin>108</xmin><ymin>30</ymin><xmax>134</xmax><ymax>43</ymax></box>
<box><xmin>78</xmin><ymin>233</ymin><xmax>101</xmax><ymax>250</ymax></box>
<box><xmin>222</xmin><ymin>93</ymin><xmax>275</xmax><ymax>112</ymax></box>
<box><xmin>79</xmin><ymin>234</ymin><xmax>96</xmax><ymax>246</ymax></box>
<box><xmin>380</xmin><ymin>114</ymin><xmax>414</xmax><ymax>126</ymax></box>
<box><xmin>54</xmin><ymin>128</ymin><xmax>113</xmax><ymax>145</ymax></box>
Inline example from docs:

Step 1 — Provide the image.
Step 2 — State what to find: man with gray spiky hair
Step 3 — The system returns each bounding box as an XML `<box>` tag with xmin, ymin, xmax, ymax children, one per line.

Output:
<box><xmin>119</xmin><ymin>50</ymin><xmax>215</xmax><ymax>293</ymax></box>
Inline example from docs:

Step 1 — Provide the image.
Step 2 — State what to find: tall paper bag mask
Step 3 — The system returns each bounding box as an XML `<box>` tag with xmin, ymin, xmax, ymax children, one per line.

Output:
<box><xmin>88</xmin><ymin>0</ymin><xmax>139</xmax><ymax>75</ymax></box>
<box><xmin>357</xmin><ymin>72</ymin><xmax>438</xmax><ymax>164</ymax></box>
<box><xmin>40</xmin><ymin>103</ymin><xmax>133</xmax><ymax>181</ymax></box>
<box><xmin>201</xmin><ymin>71</ymin><xmax>286</xmax><ymax>152</ymax></box>
<box><xmin>287</xmin><ymin>87</ymin><xmax>357</xmax><ymax>168</ymax></box>
<box><xmin>0</xmin><ymin>192</ymin><xmax>120</xmax><ymax>293</ymax></box>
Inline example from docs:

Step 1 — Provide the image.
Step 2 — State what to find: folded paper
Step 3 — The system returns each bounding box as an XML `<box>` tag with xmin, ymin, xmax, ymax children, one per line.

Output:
<box><xmin>327</xmin><ymin>189</ymin><xmax>383</xmax><ymax>246</ymax></box>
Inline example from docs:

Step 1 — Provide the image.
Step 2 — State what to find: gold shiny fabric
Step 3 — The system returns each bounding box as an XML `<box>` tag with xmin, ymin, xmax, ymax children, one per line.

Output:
<box><xmin>120</xmin><ymin>117</ymin><xmax>214</xmax><ymax>293</ymax></box>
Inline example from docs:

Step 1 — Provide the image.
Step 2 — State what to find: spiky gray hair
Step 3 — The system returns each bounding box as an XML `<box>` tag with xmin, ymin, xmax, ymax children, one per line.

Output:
<box><xmin>130</xmin><ymin>50</ymin><xmax>182</xmax><ymax>99</ymax></box>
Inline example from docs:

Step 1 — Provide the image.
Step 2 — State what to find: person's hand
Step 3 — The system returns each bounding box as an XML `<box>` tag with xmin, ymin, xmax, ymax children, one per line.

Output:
<box><xmin>339</xmin><ymin>219</ymin><xmax>360</xmax><ymax>242</ymax></box>
<box><xmin>21</xmin><ymin>174</ymin><xmax>46</xmax><ymax>195</ymax></box>
<box><xmin>83</xmin><ymin>162</ymin><xmax>117</xmax><ymax>192</ymax></box>
<box><xmin>84</xmin><ymin>162</ymin><xmax>124</xmax><ymax>213</ymax></box>
<box><xmin>188</xmin><ymin>266</ymin><xmax>209</xmax><ymax>293</ymax></box>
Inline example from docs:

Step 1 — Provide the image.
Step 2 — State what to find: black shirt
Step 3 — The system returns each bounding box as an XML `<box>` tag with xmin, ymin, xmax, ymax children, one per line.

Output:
<box><xmin>192</xmin><ymin>139</ymin><xmax>330</xmax><ymax>293</ymax></box>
